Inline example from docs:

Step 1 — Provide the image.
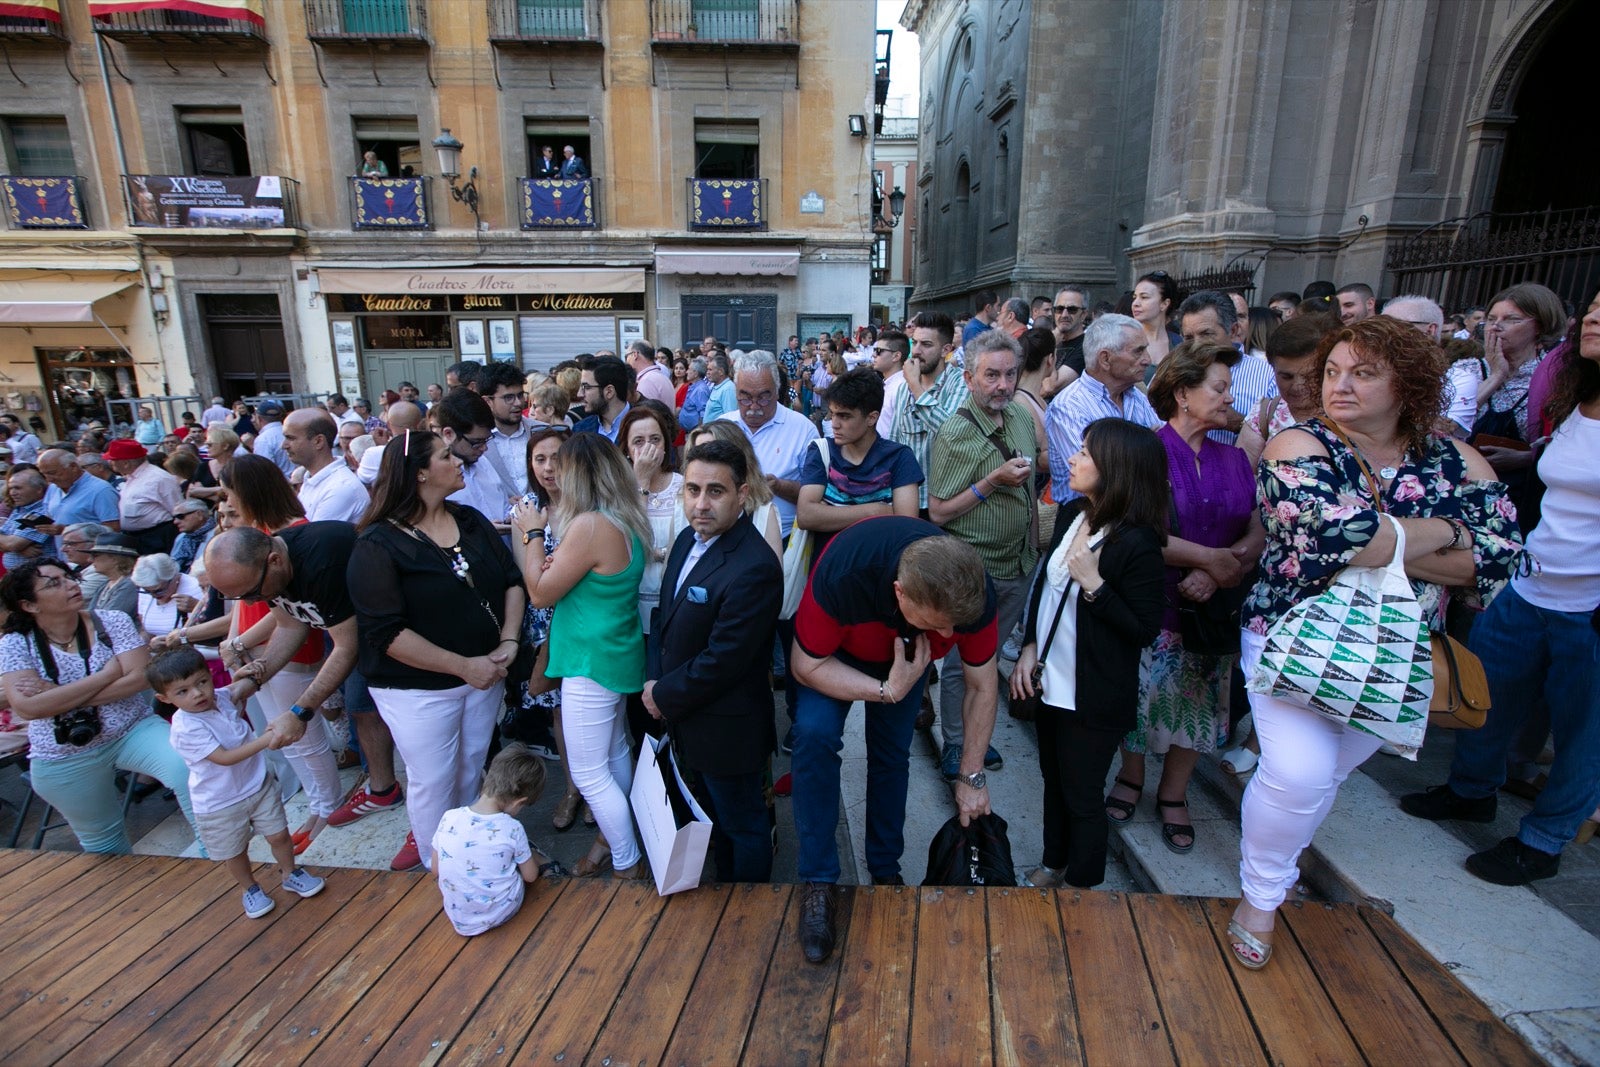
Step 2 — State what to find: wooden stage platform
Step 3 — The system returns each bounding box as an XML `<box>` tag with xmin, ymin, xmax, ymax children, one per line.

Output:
<box><xmin>0</xmin><ymin>849</ymin><xmax>1540</xmax><ymax>1066</ymax></box>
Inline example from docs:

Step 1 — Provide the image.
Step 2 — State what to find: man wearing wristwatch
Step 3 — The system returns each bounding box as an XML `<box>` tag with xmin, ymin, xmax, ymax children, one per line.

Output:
<box><xmin>789</xmin><ymin>517</ymin><xmax>999</xmax><ymax>964</ymax></box>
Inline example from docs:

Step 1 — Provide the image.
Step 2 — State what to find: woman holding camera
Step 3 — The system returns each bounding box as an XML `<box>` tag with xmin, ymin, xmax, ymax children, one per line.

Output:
<box><xmin>0</xmin><ymin>558</ymin><xmax>195</xmax><ymax>852</ymax></box>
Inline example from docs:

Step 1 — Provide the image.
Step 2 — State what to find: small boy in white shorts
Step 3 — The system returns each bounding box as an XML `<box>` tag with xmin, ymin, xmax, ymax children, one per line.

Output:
<box><xmin>151</xmin><ymin>646</ymin><xmax>326</xmax><ymax>918</ymax></box>
<box><xmin>433</xmin><ymin>745</ymin><xmax>550</xmax><ymax>936</ymax></box>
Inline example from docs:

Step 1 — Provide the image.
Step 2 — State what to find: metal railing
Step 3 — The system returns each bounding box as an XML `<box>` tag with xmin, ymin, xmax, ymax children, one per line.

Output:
<box><xmin>687</xmin><ymin>177</ymin><xmax>767</xmax><ymax>230</ymax></box>
<box><xmin>1386</xmin><ymin>205</ymin><xmax>1600</xmax><ymax>312</ymax></box>
<box><xmin>1172</xmin><ymin>266</ymin><xmax>1258</xmax><ymax>301</ymax></box>
<box><xmin>304</xmin><ymin>0</ymin><xmax>428</xmax><ymax>41</ymax></box>
<box><xmin>91</xmin><ymin>7</ymin><xmax>266</xmax><ymax>41</ymax></box>
<box><xmin>123</xmin><ymin>175</ymin><xmax>301</xmax><ymax>231</ymax></box>
<box><xmin>488</xmin><ymin>0</ymin><xmax>600</xmax><ymax>40</ymax></box>
<box><xmin>349</xmin><ymin>175</ymin><xmax>434</xmax><ymax>230</ymax></box>
<box><xmin>652</xmin><ymin>0</ymin><xmax>797</xmax><ymax>42</ymax></box>
<box><xmin>0</xmin><ymin>13</ymin><xmax>67</xmax><ymax>40</ymax></box>
<box><xmin>1</xmin><ymin>175</ymin><xmax>89</xmax><ymax>229</ymax></box>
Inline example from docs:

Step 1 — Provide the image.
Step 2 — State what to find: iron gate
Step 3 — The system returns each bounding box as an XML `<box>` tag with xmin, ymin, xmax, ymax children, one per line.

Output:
<box><xmin>1386</xmin><ymin>206</ymin><xmax>1600</xmax><ymax>312</ymax></box>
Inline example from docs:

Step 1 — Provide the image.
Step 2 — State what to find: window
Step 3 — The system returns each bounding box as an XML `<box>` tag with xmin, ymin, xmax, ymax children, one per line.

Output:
<box><xmin>691</xmin><ymin>0</ymin><xmax>757</xmax><ymax>40</ymax></box>
<box><xmin>694</xmin><ymin>120</ymin><xmax>758</xmax><ymax>180</ymax></box>
<box><xmin>872</xmin><ymin>234</ymin><xmax>889</xmax><ymax>283</ymax></box>
<box><xmin>3</xmin><ymin>117</ymin><xmax>74</xmax><ymax>176</ymax></box>
<box><xmin>525</xmin><ymin>121</ymin><xmax>591</xmax><ymax>178</ymax></box>
<box><xmin>179</xmin><ymin>108</ymin><xmax>250</xmax><ymax>176</ymax></box>
<box><xmin>353</xmin><ymin>116</ymin><xmax>421</xmax><ymax>178</ymax></box>
<box><xmin>516</xmin><ymin>0</ymin><xmax>586</xmax><ymax>37</ymax></box>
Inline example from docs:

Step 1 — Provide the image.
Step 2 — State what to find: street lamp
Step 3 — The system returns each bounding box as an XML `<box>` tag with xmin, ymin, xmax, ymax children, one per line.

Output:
<box><xmin>888</xmin><ymin>186</ymin><xmax>906</xmax><ymax>227</ymax></box>
<box><xmin>432</xmin><ymin>128</ymin><xmax>481</xmax><ymax>228</ymax></box>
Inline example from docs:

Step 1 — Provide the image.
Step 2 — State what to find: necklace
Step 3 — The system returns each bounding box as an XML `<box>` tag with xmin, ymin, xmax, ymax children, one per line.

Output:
<box><xmin>1349</xmin><ymin>439</ymin><xmax>1404</xmax><ymax>482</ymax></box>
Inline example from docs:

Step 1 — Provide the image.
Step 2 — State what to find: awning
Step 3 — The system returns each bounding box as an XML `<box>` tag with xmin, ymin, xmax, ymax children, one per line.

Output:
<box><xmin>654</xmin><ymin>247</ymin><xmax>800</xmax><ymax>276</ymax></box>
<box><xmin>0</xmin><ymin>277</ymin><xmax>138</xmax><ymax>325</ymax></box>
<box><xmin>314</xmin><ymin>267</ymin><xmax>646</xmax><ymax>295</ymax></box>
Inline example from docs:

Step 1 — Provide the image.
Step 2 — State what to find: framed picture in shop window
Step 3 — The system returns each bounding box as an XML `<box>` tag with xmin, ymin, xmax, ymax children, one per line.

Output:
<box><xmin>458</xmin><ymin>319</ymin><xmax>487</xmax><ymax>361</ymax></box>
<box><xmin>488</xmin><ymin>319</ymin><xmax>517</xmax><ymax>362</ymax></box>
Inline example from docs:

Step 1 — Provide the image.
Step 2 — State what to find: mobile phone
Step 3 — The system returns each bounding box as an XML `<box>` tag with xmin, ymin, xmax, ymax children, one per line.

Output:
<box><xmin>16</xmin><ymin>514</ymin><xmax>52</xmax><ymax>528</ymax></box>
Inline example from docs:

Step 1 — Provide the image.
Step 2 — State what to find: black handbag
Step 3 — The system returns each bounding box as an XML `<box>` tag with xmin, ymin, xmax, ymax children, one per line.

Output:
<box><xmin>1176</xmin><ymin>583</ymin><xmax>1245</xmax><ymax>657</ymax></box>
<box><xmin>923</xmin><ymin>812</ymin><xmax>1017</xmax><ymax>887</ymax></box>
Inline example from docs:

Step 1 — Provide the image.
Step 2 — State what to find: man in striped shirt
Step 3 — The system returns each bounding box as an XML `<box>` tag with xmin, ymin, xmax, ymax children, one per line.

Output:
<box><xmin>1045</xmin><ymin>314</ymin><xmax>1159</xmax><ymax>502</ymax></box>
<box><xmin>1177</xmin><ymin>290</ymin><xmax>1278</xmax><ymax>445</ymax></box>
<box><xmin>889</xmin><ymin>312</ymin><xmax>969</xmax><ymax>514</ymax></box>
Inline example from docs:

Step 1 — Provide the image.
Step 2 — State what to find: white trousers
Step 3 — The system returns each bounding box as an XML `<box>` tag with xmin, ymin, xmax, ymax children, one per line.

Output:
<box><xmin>258</xmin><ymin>665</ymin><xmax>343</xmax><ymax>819</ymax></box>
<box><xmin>1238</xmin><ymin>629</ymin><xmax>1384</xmax><ymax>911</ymax></box>
<box><xmin>372</xmin><ymin>681</ymin><xmax>503</xmax><ymax>870</ymax></box>
<box><xmin>560</xmin><ymin>676</ymin><xmax>640</xmax><ymax>869</ymax></box>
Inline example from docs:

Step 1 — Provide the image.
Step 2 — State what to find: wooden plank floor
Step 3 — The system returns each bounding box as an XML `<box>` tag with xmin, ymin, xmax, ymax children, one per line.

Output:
<box><xmin>0</xmin><ymin>849</ymin><xmax>1541</xmax><ymax>1067</ymax></box>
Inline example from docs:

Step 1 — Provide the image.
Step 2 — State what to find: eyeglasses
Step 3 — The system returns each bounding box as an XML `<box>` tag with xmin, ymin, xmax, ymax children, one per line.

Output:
<box><xmin>578</xmin><ymin>382</ymin><xmax>600</xmax><ymax>393</ymax></box>
<box><xmin>737</xmin><ymin>391</ymin><xmax>776</xmax><ymax>406</ymax></box>
<box><xmin>494</xmin><ymin>391</ymin><xmax>527</xmax><ymax>402</ymax></box>
<box><xmin>239</xmin><ymin>556</ymin><xmax>272</xmax><ymax>602</ymax></box>
<box><xmin>1054</xmin><ymin>305</ymin><xmax>1085</xmax><ymax>316</ymax></box>
<box><xmin>461</xmin><ymin>434</ymin><xmax>492</xmax><ymax>449</ymax></box>
<box><xmin>38</xmin><ymin>573</ymin><xmax>80</xmax><ymax>590</ymax></box>
<box><xmin>136</xmin><ymin>577</ymin><xmax>175</xmax><ymax>595</ymax></box>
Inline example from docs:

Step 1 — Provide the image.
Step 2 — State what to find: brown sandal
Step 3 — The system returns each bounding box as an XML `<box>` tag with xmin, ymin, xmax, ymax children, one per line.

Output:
<box><xmin>552</xmin><ymin>792</ymin><xmax>581</xmax><ymax>832</ymax></box>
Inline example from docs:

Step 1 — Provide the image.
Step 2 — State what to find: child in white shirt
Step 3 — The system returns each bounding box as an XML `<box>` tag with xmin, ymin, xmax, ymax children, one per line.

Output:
<box><xmin>433</xmin><ymin>745</ymin><xmax>548</xmax><ymax>936</ymax></box>
<box><xmin>152</xmin><ymin>646</ymin><xmax>326</xmax><ymax>918</ymax></box>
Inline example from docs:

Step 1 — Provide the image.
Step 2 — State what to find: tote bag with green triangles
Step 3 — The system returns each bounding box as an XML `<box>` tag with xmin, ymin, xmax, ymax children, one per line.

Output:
<box><xmin>1248</xmin><ymin>515</ymin><xmax>1431</xmax><ymax>759</ymax></box>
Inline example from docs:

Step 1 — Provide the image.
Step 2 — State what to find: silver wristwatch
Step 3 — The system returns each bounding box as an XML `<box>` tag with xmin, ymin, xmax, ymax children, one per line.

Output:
<box><xmin>958</xmin><ymin>771</ymin><xmax>987</xmax><ymax>790</ymax></box>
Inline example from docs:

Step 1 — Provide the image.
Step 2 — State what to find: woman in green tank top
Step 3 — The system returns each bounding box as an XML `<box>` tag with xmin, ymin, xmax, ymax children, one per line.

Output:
<box><xmin>513</xmin><ymin>433</ymin><xmax>655</xmax><ymax>880</ymax></box>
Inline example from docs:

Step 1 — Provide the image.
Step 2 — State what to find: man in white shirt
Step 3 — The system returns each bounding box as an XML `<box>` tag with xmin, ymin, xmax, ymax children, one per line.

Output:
<box><xmin>872</xmin><ymin>330</ymin><xmax>910</xmax><ymax>438</ymax></box>
<box><xmin>284</xmin><ymin>408</ymin><xmax>369</xmax><ymax>524</ymax></box>
<box><xmin>327</xmin><ymin>394</ymin><xmax>364</xmax><ymax>430</ymax></box>
<box><xmin>200</xmin><ymin>396</ymin><xmax>233</xmax><ymax>429</ymax></box>
<box><xmin>477</xmin><ymin>362</ymin><xmax>534</xmax><ymax>498</ymax></box>
<box><xmin>717</xmin><ymin>350</ymin><xmax>818</xmax><ymax>540</ymax></box>
<box><xmin>105</xmin><ymin>438</ymin><xmax>183</xmax><ymax>553</ymax></box>
<box><xmin>628</xmin><ymin>340</ymin><xmax>676</xmax><ymax>409</ymax></box>
<box><xmin>2</xmin><ymin>415</ymin><xmax>41</xmax><ymax>465</ymax></box>
<box><xmin>438</xmin><ymin>389</ymin><xmax>516</xmax><ymax>534</ymax></box>
<box><xmin>252</xmin><ymin>400</ymin><xmax>294</xmax><ymax>477</ymax></box>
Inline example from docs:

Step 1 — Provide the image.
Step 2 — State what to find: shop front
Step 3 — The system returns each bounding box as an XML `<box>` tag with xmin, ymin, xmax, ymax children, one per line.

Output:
<box><xmin>313</xmin><ymin>267</ymin><xmax>648</xmax><ymax>398</ymax></box>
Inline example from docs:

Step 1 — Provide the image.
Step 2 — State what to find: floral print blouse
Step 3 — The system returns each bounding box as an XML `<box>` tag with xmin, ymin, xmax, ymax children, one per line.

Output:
<box><xmin>1243</xmin><ymin>419</ymin><xmax>1523</xmax><ymax>635</ymax></box>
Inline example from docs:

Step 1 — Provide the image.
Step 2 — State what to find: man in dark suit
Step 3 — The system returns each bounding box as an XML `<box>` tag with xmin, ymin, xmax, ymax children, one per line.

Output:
<box><xmin>644</xmin><ymin>439</ymin><xmax>783</xmax><ymax>882</ymax></box>
<box><xmin>534</xmin><ymin>145</ymin><xmax>560</xmax><ymax>178</ymax></box>
<box><xmin>560</xmin><ymin>144</ymin><xmax>589</xmax><ymax>179</ymax></box>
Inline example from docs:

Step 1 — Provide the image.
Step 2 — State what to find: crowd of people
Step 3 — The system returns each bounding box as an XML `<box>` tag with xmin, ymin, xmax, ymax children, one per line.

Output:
<box><xmin>0</xmin><ymin>279</ymin><xmax>1593</xmax><ymax>972</ymax></box>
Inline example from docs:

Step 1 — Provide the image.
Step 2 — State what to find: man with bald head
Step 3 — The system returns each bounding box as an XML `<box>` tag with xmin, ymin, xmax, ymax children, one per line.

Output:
<box><xmin>283</xmin><ymin>407</ymin><xmax>368</xmax><ymax>523</ymax></box>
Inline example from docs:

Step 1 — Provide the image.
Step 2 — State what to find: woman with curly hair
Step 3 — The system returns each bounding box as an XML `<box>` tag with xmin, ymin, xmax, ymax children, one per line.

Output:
<box><xmin>1230</xmin><ymin>317</ymin><xmax>1523</xmax><ymax>970</ymax></box>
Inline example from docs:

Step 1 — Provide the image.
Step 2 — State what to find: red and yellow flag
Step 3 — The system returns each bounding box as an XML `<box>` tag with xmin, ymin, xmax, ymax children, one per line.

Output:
<box><xmin>87</xmin><ymin>0</ymin><xmax>265</xmax><ymax>25</ymax></box>
<box><xmin>0</xmin><ymin>0</ymin><xmax>62</xmax><ymax>22</ymax></box>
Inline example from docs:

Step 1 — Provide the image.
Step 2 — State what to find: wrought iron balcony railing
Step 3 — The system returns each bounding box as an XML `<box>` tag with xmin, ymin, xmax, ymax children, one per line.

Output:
<box><xmin>488</xmin><ymin>0</ymin><xmax>600</xmax><ymax>42</ymax></box>
<box><xmin>92</xmin><ymin>7</ymin><xmax>266</xmax><ymax>41</ymax></box>
<box><xmin>0</xmin><ymin>12</ymin><xmax>68</xmax><ymax>41</ymax></box>
<box><xmin>304</xmin><ymin>0</ymin><xmax>427</xmax><ymax>42</ymax></box>
<box><xmin>652</xmin><ymin>0</ymin><xmax>797</xmax><ymax>44</ymax></box>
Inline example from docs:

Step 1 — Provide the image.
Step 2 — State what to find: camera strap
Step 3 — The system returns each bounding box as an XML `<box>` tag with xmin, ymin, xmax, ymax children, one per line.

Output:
<box><xmin>31</xmin><ymin>611</ymin><xmax>112</xmax><ymax>684</ymax></box>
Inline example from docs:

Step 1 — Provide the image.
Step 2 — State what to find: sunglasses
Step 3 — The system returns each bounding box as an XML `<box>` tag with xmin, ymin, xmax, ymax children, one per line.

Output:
<box><xmin>1053</xmin><ymin>305</ymin><xmax>1085</xmax><ymax>315</ymax></box>
<box><xmin>239</xmin><ymin>556</ymin><xmax>272</xmax><ymax>602</ymax></box>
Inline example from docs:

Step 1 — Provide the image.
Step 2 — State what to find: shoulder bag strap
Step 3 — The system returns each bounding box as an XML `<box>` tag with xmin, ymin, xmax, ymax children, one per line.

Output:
<box><xmin>1323</xmin><ymin>420</ymin><xmax>1387</xmax><ymax>514</ymax></box>
<box><xmin>1035</xmin><ymin>574</ymin><xmax>1075</xmax><ymax>666</ymax></box>
<box><xmin>956</xmin><ymin>408</ymin><xmax>1039</xmax><ymax>550</ymax></box>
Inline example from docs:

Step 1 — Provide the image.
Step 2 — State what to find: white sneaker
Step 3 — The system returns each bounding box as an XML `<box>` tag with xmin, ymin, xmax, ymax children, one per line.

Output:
<box><xmin>282</xmin><ymin>867</ymin><xmax>326</xmax><ymax>899</ymax></box>
<box><xmin>242</xmin><ymin>884</ymin><xmax>275</xmax><ymax>918</ymax></box>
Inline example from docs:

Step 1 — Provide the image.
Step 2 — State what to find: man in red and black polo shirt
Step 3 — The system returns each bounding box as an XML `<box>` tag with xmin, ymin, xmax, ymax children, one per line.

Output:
<box><xmin>790</xmin><ymin>516</ymin><xmax>998</xmax><ymax>963</ymax></box>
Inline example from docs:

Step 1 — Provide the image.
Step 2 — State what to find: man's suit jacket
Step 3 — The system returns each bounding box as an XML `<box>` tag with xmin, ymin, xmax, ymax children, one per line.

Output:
<box><xmin>561</xmin><ymin>156</ymin><xmax>589</xmax><ymax>179</ymax></box>
<box><xmin>535</xmin><ymin>156</ymin><xmax>560</xmax><ymax>178</ymax></box>
<box><xmin>648</xmin><ymin>513</ymin><xmax>782</xmax><ymax>776</ymax></box>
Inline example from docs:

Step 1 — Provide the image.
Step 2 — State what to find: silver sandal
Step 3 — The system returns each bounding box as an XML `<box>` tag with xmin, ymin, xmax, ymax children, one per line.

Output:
<box><xmin>1227</xmin><ymin>919</ymin><xmax>1273</xmax><ymax>970</ymax></box>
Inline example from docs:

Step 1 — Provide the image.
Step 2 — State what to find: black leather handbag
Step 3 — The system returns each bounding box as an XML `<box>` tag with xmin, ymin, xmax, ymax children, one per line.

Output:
<box><xmin>923</xmin><ymin>813</ymin><xmax>1017</xmax><ymax>887</ymax></box>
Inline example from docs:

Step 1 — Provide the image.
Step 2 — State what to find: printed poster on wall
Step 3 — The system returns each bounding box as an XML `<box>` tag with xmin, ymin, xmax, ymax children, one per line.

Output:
<box><xmin>488</xmin><ymin>319</ymin><xmax>517</xmax><ymax>362</ymax></box>
<box><xmin>126</xmin><ymin>175</ymin><xmax>286</xmax><ymax>229</ymax></box>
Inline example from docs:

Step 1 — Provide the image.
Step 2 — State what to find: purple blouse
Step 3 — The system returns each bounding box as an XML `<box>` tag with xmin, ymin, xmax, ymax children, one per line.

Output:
<box><xmin>1159</xmin><ymin>422</ymin><xmax>1256</xmax><ymax>632</ymax></box>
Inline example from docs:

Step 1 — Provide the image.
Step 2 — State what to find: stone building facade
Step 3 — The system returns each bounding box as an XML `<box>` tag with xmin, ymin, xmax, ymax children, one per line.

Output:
<box><xmin>901</xmin><ymin>0</ymin><xmax>1592</xmax><ymax>316</ymax></box>
<box><xmin>0</xmin><ymin>0</ymin><xmax>873</xmax><ymax>437</ymax></box>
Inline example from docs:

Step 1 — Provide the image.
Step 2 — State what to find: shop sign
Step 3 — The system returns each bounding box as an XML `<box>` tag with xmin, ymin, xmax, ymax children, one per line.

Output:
<box><xmin>361</xmin><ymin>315</ymin><xmax>454</xmax><ymax>350</ymax></box>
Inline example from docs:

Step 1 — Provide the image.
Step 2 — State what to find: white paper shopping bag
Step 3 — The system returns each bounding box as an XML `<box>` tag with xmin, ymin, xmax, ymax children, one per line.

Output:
<box><xmin>629</xmin><ymin>734</ymin><xmax>713</xmax><ymax>895</ymax></box>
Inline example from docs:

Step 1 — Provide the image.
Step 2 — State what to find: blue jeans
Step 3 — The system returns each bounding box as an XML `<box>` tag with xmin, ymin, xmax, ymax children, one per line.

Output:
<box><xmin>29</xmin><ymin>715</ymin><xmax>196</xmax><ymax>854</ymax></box>
<box><xmin>693</xmin><ymin>770</ymin><xmax>772</xmax><ymax>883</ymax></box>
<box><xmin>792</xmin><ymin>670</ymin><xmax>926</xmax><ymax>883</ymax></box>
<box><xmin>1450</xmin><ymin>584</ymin><xmax>1600</xmax><ymax>852</ymax></box>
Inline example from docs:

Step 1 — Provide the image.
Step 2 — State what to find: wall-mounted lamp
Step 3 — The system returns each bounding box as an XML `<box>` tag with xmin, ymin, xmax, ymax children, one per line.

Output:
<box><xmin>147</xmin><ymin>265</ymin><xmax>163</xmax><ymax>290</ymax></box>
<box><xmin>432</xmin><ymin>128</ymin><xmax>482</xmax><ymax>229</ymax></box>
<box><xmin>847</xmin><ymin>114</ymin><xmax>867</xmax><ymax>137</ymax></box>
<box><xmin>887</xmin><ymin>186</ymin><xmax>906</xmax><ymax>227</ymax></box>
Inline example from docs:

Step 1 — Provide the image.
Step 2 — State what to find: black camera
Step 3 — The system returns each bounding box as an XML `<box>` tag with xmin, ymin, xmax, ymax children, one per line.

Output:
<box><xmin>52</xmin><ymin>707</ymin><xmax>102</xmax><ymax>748</ymax></box>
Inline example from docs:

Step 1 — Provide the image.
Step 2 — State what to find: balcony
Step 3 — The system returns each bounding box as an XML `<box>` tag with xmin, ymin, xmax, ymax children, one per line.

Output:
<box><xmin>0</xmin><ymin>11</ymin><xmax>67</xmax><ymax>41</ymax></box>
<box><xmin>521</xmin><ymin>177</ymin><xmax>596</xmax><ymax>229</ymax></box>
<box><xmin>1</xmin><ymin>176</ymin><xmax>89</xmax><ymax>230</ymax></box>
<box><xmin>124</xmin><ymin>175</ymin><xmax>300</xmax><ymax>234</ymax></box>
<box><xmin>652</xmin><ymin>0</ymin><xmax>797</xmax><ymax>48</ymax></box>
<box><xmin>91</xmin><ymin>7</ymin><xmax>266</xmax><ymax>44</ymax></box>
<box><xmin>687</xmin><ymin>178</ymin><xmax>767</xmax><ymax>231</ymax></box>
<box><xmin>488</xmin><ymin>0</ymin><xmax>601</xmax><ymax>44</ymax></box>
<box><xmin>304</xmin><ymin>0</ymin><xmax>427</xmax><ymax>42</ymax></box>
<box><xmin>350</xmin><ymin>175</ymin><xmax>433</xmax><ymax>230</ymax></box>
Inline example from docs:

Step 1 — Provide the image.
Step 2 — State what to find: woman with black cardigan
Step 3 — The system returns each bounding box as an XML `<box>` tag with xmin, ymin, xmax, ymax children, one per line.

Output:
<box><xmin>1011</xmin><ymin>418</ymin><xmax>1167</xmax><ymax>888</ymax></box>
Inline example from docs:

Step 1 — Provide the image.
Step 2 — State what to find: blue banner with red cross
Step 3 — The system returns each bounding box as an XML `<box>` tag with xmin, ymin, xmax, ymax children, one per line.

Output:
<box><xmin>522</xmin><ymin>178</ymin><xmax>595</xmax><ymax>229</ymax></box>
<box><xmin>352</xmin><ymin>177</ymin><xmax>429</xmax><ymax>229</ymax></box>
<box><xmin>2</xmin><ymin>176</ymin><xmax>88</xmax><ymax>229</ymax></box>
<box><xmin>691</xmin><ymin>179</ymin><xmax>764</xmax><ymax>229</ymax></box>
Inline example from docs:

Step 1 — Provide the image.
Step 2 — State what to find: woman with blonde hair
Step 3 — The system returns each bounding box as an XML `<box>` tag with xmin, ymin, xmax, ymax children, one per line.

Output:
<box><xmin>512</xmin><ymin>434</ymin><xmax>652</xmax><ymax>879</ymax></box>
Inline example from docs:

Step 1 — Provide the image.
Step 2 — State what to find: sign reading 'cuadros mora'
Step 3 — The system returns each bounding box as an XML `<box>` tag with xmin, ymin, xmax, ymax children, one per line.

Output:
<box><xmin>314</xmin><ymin>268</ymin><xmax>646</xmax><ymax>295</ymax></box>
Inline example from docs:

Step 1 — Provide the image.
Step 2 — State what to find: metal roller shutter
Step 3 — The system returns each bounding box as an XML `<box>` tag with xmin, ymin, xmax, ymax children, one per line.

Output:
<box><xmin>518</xmin><ymin>315</ymin><xmax>618</xmax><ymax>373</ymax></box>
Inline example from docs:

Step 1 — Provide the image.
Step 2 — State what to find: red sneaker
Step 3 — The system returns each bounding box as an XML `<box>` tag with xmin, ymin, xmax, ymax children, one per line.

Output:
<box><xmin>326</xmin><ymin>783</ymin><xmax>403</xmax><ymax>827</ymax></box>
<box><xmin>390</xmin><ymin>831</ymin><xmax>423</xmax><ymax>872</ymax></box>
